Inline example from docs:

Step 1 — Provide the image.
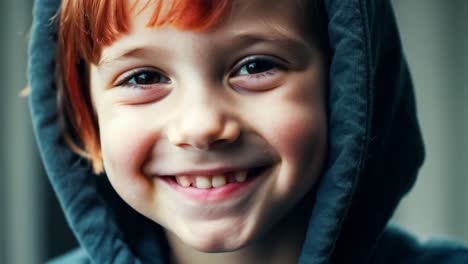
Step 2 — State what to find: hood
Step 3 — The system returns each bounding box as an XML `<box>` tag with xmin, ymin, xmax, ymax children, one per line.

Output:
<box><xmin>28</xmin><ymin>0</ymin><xmax>424</xmax><ymax>263</ymax></box>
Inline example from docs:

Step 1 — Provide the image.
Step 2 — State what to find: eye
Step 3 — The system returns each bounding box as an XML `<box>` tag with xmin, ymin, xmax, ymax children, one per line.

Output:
<box><xmin>229</xmin><ymin>56</ymin><xmax>287</xmax><ymax>91</ymax></box>
<box><xmin>112</xmin><ymin>68</ymin><xmax>172</xmax><ymax>104</ymax></box>
<box><xmin>237</xmin><ymin>60</ymin><xmax>276</xmax><ymax>76</ymax></box>
<box><xmin>115</xmin><ymin>68</ymin><xmax>171</xmax><ymax>88</ymax></box>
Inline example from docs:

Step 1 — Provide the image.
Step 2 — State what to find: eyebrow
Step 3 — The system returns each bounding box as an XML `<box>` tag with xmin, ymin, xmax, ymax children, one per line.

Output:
<box><xmin>98</xmin><ymin>47</ymin><xmax>155</xmax><ymax>69</ymax></box>
<box><xmin>226</xmin><ymin>31</ymin><xmax>312</xmax><ymax>67</ymax></box>
<box><xmin>97</xmin><ymin>31</ymin><xmax>309</xmax><ymax>70</ymax></box>
<box><xmin>228</xmin><ymin>31</ymin><xmax>309</xmax><ymax>51</ymax></box>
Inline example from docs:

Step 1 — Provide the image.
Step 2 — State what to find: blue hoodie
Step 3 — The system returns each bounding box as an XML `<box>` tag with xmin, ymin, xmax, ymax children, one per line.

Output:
<box><xmin>28</xmin><ymin>0</ymin><xmax>468</xmax><ymax>263</ymax></box>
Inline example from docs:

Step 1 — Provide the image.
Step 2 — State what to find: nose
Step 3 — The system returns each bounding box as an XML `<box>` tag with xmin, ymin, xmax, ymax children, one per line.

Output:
<box><xmin>167</xmin><ymin>101</ymin><xmax>241</xmax><ymax>150</ymax></box>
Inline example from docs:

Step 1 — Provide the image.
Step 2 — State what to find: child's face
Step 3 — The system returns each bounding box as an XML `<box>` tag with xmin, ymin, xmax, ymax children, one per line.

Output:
<box><xmin>89</xmin><ymin>0</ymin><xmax>327</xmax><ymax>252</ymax></box>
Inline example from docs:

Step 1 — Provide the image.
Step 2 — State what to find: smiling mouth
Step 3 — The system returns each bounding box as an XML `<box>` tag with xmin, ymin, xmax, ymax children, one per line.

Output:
<box><xmin>162</xmin><ymin>166</ymin><xmax>269</xmax><ymax>189</ymax></box>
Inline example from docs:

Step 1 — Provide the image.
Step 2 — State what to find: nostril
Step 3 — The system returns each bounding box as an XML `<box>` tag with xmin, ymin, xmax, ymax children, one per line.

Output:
<box><xmin>168</xmin><ymin>118</ymin><xmax>241</xmax><ymax>150</ymax></box>
<box><xmin>209</xmin><ymin>138</ymin><xmax>232</xmax><ymax>148</ymax></box>
<box><xmin>177</xmin><ymin>138</ymin><xmax>234</xmax><ymax>150</ymax></box>
<box><xmin>175</xmin><ymin>143</ymin><xmax>192</xmax><ymax>148</ymax></box>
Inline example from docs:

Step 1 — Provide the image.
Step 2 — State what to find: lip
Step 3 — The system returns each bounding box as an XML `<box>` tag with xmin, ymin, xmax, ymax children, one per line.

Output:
<box><xmin>155</xmin><ymin>159</ymin><xmax>274</xmax><ymax>177</ymax></box>
<box><xmin>159</xmin><ymin>166</ymin><xmax>250</xmax><ymax>177</ymax></box>
<box><xmin>158</xmin><ymin>166</ymin><xmax>270</xmax><ymax>203</ymax></box>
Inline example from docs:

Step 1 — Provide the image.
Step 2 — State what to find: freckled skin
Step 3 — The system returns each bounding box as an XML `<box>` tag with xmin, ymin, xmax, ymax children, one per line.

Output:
<box><xmin>89</xmin><ymin>0</ymin><xmax>327</xmax><ymax>260</ymax></box>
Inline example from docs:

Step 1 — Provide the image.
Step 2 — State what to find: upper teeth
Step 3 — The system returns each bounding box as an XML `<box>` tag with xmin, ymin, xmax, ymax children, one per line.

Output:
<box><xmin>235</xmin><ymin>172</ymin><xmax>247</xmax><ymax>182</ymax></box>
<box><xmin>212</xmin><ymin>175</ymin><xmax>227</xmax><ymax>188</ymax></box>
<box><xmin>175</xmin><ymin>171</ymin><xmax>248</xmax><ymax>189</ymax></box>
<box><xmin>175</xmin><ymin>175</ymin><xmax>191</xmax><ymax>188</ymax></box>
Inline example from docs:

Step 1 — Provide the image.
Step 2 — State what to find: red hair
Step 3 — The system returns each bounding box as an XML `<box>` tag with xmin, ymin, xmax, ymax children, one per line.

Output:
<box><xmin>57</xmin><ymin>0</ymin><xmax>231</xmax><ymax>173</ymax></box>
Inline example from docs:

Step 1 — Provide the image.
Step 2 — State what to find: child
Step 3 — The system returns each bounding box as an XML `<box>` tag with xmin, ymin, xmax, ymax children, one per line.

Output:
<box><xmin>28</xmin><ymin>0</ymin><xmax>468</xmax><ymax>263</ymax></box>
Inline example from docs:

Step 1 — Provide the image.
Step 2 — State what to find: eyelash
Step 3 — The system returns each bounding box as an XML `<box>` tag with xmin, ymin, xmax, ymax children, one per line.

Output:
<box><xmin>114</xmin><ymin>68</ymin><xmax>171</xmax><ymax>88</ymax></box>
<box><xmin>232</xmin><ymin>56</ymin><xmax>285</xmax><ymax>78</ymax></box>
<box><xmin>113</xmin><ymin>56</ymin><xmax>286</xmax><ymax>88</ymax></box>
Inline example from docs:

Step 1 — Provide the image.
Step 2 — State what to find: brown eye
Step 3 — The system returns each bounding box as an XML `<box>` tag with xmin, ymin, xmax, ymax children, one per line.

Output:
<box><xmin>128</xmin><ymin>71</ymin><xmax>170</xmax><ymax>85</ymax></box>
<box><xmin>243</xmin><ymin>61</ymin><xmax>275</xmax><ymax>74</ymax></box>
<box><xmin>238</xmin><ymin>59</ymin><xmax>276</xmax><ymax>75</ymax></box>
<box><xmin>113</xmin><ymin>68</ymin><xmax>173</xmax><ymax>104</ymax></box>
<box><xmin>229</xmin><ymin>56</ymin><xmax>287</xmax><ymax>92</ymax></box>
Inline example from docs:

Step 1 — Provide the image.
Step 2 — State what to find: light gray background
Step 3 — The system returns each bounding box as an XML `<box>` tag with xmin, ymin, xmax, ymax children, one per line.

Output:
<box><xmin>392</xmin><ymin>0</ymin><xmax>468</xmax><ymax>243</ymax></box>
<box><xmin>0</xmin><ymin>1</ymin><xmax>466</xmax><ymax>263</ymax></box>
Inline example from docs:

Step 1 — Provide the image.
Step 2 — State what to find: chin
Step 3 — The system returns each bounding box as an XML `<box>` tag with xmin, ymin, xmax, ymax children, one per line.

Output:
<box><xmin>191</xmin><ymin>241</ymin><xmax>241</xmax><ymax>253</ymax></box>
<box><xmin>176</xmin><ymin>225</ymin><xmax>253</xmax><ymax>253</ymax></box>
<box><xmin>191</xmin><ymin>233</ymin><xmax>247</xmax><ymax>253</ymax></box>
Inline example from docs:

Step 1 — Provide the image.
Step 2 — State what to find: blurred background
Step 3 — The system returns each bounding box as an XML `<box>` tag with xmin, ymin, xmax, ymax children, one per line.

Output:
<box><xmin>0</xmin><ymin>0</ymin><xmax>466</xmax><ymax>263</ymax></box>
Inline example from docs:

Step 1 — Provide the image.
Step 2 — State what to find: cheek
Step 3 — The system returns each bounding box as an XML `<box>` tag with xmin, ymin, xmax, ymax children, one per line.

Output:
<box><xmin>274</xmin><ymin>107</ymin><xmax>324</xmax><ymax>151</ymax></box>
<box><xmin>273</xmin><ymin>106</ymin><xmax>327</xmax><ymax>196</ymax></box>
<box><xmin>254</xmin><ymin>73</ymin><xmax>328</xmax><ymax>194</ymax></box>
<box><xmin>271</xmin><ymin>64</ymin><xmax>327</xmax><ymax>159</ymax></box>
<box><xmin>98</xmin><ymin>110</ymin><xmax>160</xmax><ymax>204</ymax></box>
<box><xmin>271</xmin><ymin>104</ymin><xmax>327</xmax><ymax>166</ymax></box>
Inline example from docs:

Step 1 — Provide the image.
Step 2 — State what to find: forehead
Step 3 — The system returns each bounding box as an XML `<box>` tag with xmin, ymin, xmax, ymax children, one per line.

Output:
<box><xmin>97</xmin><ymin>0</ymin><xmax>312</xmax><ymax>64</ymax></box>
<box><xmin>129</xmin><ymin>0</ymin><xmax>308</xmax><ymax>37</ymax></box>
<box><xmin>222</xmin><ymin>0</ymin><xmax>309</xmax><ymax>35</ymax></box>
